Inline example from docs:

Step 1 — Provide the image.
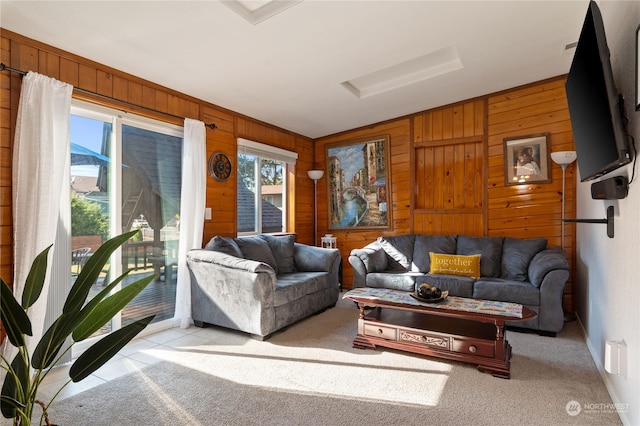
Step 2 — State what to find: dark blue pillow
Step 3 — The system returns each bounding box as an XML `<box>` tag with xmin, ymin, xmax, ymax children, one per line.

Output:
<box><xmin>205</xmin><ymin>236</ymin><xmax>243</xmax><ymax>258</ymax></box>
<box><xmin>260</xmin><ymin>234</ymin><xmax>296</xmax><ymax>273</ymax></box>
<box><xmin>456</xmin><ymin>236</ymin><xmax>504</xmax><ymax>277</ymax></box>
<box><xmin>412</xmin><ymin>235</ymin><xmax>457</xmax><ymax>272</ymax></box>
<box><xmin>235</xmin><ymin>236</ymin><xmax>279</xmax><ymax>273</ymax></box>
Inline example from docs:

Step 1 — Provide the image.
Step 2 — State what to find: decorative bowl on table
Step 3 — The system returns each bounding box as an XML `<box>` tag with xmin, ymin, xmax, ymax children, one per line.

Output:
<box><xmin>411</xmin><ymin>283</ymin><xmax>448</xmax><ymax>303</ymax></box>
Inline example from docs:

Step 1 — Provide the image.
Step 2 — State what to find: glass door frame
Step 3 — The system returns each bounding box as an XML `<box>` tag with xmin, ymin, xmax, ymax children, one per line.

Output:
<box><xmin>70</xmin><ymin>100</ymin><xmax>182</xmax><ymax>357</ymax></box>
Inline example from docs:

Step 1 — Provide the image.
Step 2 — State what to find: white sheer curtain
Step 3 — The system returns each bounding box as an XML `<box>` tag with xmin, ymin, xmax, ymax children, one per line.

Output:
<box><xmin>3</xmin><ymin>72</ymin><xmax>73</xmax><ymax>359</ymax></box>
<box><xmin>173</xmin><ymin>118</ymin><xmax>206</xmax><ymax>328</ymax></box>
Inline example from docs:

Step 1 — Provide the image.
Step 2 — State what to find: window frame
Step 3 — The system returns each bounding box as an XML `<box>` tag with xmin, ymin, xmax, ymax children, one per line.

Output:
<box><xmin>237</xmin><ymin>138</ymin><xmax>297</xmax><ymax>236</ymax></box>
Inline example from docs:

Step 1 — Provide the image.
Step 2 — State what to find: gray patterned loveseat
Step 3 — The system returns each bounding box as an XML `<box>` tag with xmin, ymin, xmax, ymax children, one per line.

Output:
<box><xmin>187</xmin><ymin>234</ymin><xmax>340</xmax><ymax>339</ymax></box>
<box><xmin>348</xmin><ymin>234</ymin><xmax>569</xmax><ymax>335</ymax></box>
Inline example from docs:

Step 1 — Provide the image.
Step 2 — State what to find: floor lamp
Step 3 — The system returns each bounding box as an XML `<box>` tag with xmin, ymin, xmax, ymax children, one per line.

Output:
<box><xmin>550</xmin><ymin>151</ymin><xmax>577</xmax><ymax>252</ymax></box>
<box><xmin>308</xmin><ymin>170</ymin><xmax>324</xmax><ymax>246</ymax></box>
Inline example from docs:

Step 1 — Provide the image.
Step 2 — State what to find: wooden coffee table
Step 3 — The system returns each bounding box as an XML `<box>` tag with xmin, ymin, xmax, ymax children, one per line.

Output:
<box><xmin>344</xmin><ymin>288</ymin><xmax>536</xmax><ymax>379</ymax></box>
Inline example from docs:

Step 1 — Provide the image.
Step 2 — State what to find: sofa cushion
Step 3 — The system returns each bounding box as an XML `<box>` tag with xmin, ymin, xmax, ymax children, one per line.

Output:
<box><xmin>235</xmin><ymin>236</ymin><xmax>279</xmax><ymax>273</ymax></box>
<box><xmin>260</xmin><ymin>234</ymin><xmax>296</xmax><ymax>273</ymax></box>
<box><xmin>378</xmin><ymin>234</ymin><xmax>415</xmax><ymax>271</ymax></box>
<box><xmin>274</xmin><ymin>272</ymin><xmax>329</xmax><ymax>307</ymax></box>
<box><xmin>412</xmin><ymin>235</ymin><xmax>457</xmax><ymax>272</ymax></box>
<box><xmin>473</xmin><ymin>278</ymin><xmax>540</xmax><ymax>306</ymax></box>
<box><xmin>429</xmin><ymin>252</ymin><xmax>481</xmax><ymax>279</ymax></box>
<box><xmin>419</xmin><ymin>274</ymin><xmax>475</xmax><ymax>298</ymax></box>
<box><xmin>456</xmin><ymin>236</ymin><xmax>504</xmax><ymax>277</ymax></box>
<box><xmin>366</xmin><ymin>271</ymin><xmax>423</xmax><ymax>292</ymax></box>
<box><xmin>501</xmin><ymin>237</ymin><xmax>547</xmax><ymax>281</ymax></box>
<box><xmin>205</xmin><ymin>236</ymin><xmax>243</xmax><ymax>258</ymax></box>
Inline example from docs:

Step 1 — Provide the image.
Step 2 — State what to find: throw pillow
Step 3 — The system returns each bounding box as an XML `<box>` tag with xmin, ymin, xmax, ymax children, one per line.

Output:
<box><xmin>501</xmin><ymin>237</ymin><xmax>547</xmax><ymax>281</ymax></box>
<box><xmin>412</xmin><ymin>235</ymin><xmax>457</xmax><ymax>272</ymax></box>
<box><xmin>235</xmin><ymin>236</ymin><xmax>279</xmax><ymax>273</ymax></box>
<box><xmin>377</xmin><ymin>234</ymin><xmax>416</xmax><ymax>271</ymax></box>
<box><xmin>429</xmin><ymin>252</ymin><xmax>481</xmax><ymax>279</ymax></box>
<box><xmin>260</xmin><ymin>234</ymin><xmax>296</xmax><ymax>273</ymax></box>
<box><xmin>204</xmin><ymin>236</ymin><xmax>243</xmax><ymax>258</ymax></box>
<box><xmin>456</xmin><ymin>235</ymin><xmax>504</xmax><ymax>277</ymax></box>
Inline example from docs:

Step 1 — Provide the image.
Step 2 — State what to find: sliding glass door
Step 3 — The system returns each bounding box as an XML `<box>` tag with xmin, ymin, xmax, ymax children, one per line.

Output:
<box><xmin>70</xmin><ymin>102</ymin><xmax>182</xmax><ymax>341</ymax></box>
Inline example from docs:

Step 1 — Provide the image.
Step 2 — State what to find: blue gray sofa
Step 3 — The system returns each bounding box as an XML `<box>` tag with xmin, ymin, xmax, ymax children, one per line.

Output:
<box><xmin>348</xmin><ymin>234</ymin><xmax>569</xmax><ymax>335</ymax></box>
<box><xmin>187</xmin><ymin>234</ymin><xmax>340</xmax><ymax>340</ymax></box>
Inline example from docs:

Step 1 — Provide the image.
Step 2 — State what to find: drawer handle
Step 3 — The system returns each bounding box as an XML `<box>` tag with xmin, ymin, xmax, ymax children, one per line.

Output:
<box><xmin>376</xmin><ymin>328</ymin><xmax>383</xmax><ymax>336</ymax></box>
<box><xmin>469</xmin><ymin>345</ymin><xmax>477</xmax><ymax>353</ymax></box>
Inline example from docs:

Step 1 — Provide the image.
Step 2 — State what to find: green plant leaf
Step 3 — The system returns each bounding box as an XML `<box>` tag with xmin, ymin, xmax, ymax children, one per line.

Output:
<box><xmin>63</xmin><ymin>230</ymin><xmax>139</xmax><ymax>314</ymax></box>
<box><xmin>69</xmin><ymin>315</ymin><xmax>155</xmax><ymax>382</ymax></box>
<box><xmin>73</xmin><ymin>273</ymin><xmax>155</xmax><ymax>341</ymax></box>
<box><xmin>0</xmin><ymin>278</ymin><xmax>31</xmax><ymax>348</ymax></box>
<box><xmin>0</xmin><ymin>395</ymin><xmax>24</xmax><ymax>420</ymax></box>
<box><xmin>31</xmin><ymin>314</ymin><xmax>77</xmax><ymax>370</ymax></box>
<box><xmin>0</xmin><ymin>354</ymin><xmax>29</xmax><ymax>419</ymax></box>
<box><xmin>21</xmin><ymin>245</ymin><xmax>52</xmax><ymax>309</ymax></box>
<box><xmin>31</xmin><ymin>270</ymin><xmax>139</xmax><ymax>369</ymax></box>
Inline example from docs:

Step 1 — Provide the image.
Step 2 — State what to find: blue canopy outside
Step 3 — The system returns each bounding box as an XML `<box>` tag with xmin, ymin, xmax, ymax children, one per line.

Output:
<box><xmin>70</xmin><ymin>142</ymin><xmax>110</xmax><ymax>166</ymax></box>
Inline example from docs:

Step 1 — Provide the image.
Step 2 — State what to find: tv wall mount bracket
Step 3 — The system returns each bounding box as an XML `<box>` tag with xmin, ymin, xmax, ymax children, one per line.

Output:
<box><xmin>561</xmin><ymin>205</ymin><xmax>615</xmax><ymax>238</ymax></box>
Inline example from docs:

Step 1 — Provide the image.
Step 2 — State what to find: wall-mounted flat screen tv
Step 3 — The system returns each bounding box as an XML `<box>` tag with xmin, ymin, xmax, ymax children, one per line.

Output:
<box><xmin>565</xmin><ymin>0</ymin><xmax>630</xmax><ymax>182</ymax></box>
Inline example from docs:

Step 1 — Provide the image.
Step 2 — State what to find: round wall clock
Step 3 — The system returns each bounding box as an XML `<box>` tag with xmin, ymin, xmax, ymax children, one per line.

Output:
<box><xmin>208</xmin><ymin>151</ymin><xmax>232</xmax><ymax>182</ymax></box>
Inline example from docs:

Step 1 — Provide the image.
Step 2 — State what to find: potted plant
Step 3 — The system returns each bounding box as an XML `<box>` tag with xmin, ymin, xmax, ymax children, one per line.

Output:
<box><xmin>1</xmin><ymin>230</ymin><xmax>156</xmax><ymax>425</ymax></box>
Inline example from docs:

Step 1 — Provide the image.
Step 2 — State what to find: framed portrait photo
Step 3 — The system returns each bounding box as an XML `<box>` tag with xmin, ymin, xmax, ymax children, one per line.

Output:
<box><xmin>325</xmin><ymin>135</ymin><xmax>391</xmax><ymax>230</ymax></box>
<box><xmin>503</xmin><ymin>133</ymin><xmax>551</xmax><ymax>186</ymax></box>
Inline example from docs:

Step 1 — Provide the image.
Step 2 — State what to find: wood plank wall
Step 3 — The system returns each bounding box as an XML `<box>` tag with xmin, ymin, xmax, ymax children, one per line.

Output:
<box><xmin>316</xmin><ymin>80</ymin><xmax>575</xmax><ymax>311</ymax></box>
<box><xmin>413</xmin><ymin>100</ymin><xmax>486</xmax><ymax>236</ymax></box>
<box><xmin>487</xmin><ymin>79</ymin><xmax>575</xmax><ymax>310</ymax></box>
<box><xmin>0</xmin><ymin>30</ymin><xmax>315</xmax><ymax>293</ymax></box>
<box><xmin>1</xmin><ymin>30</ymin><xmax>577</xmax><ymax>320</ymax></box>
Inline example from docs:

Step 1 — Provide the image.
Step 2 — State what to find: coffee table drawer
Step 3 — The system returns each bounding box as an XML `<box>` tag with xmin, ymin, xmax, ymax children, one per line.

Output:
<box><xmin>451</xmin><ymin>338</ymin><xmax>494</xmax><ymax>358</ymax></box>
<box><xmin>399</xmin><ymin>329</ymin><xmax>449</xmax><ymax>350</ymax></box>
<box><xmin>363</xmin><ymin>323</ymin><xmax>397</xmax><ymax>340</ymax></box>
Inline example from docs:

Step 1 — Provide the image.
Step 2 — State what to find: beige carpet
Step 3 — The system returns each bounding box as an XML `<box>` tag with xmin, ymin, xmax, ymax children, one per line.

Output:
<box><xmin>45</xmin><ymin>295</ymin><xmax>620</xmax><ymax>425</ymax></box>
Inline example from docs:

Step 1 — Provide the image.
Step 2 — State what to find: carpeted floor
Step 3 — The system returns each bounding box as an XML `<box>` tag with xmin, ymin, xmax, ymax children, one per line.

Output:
<box><xmin>44</xmin><ymin>295</ymin><xmax>621</xmax><ymax>425</ymax></box>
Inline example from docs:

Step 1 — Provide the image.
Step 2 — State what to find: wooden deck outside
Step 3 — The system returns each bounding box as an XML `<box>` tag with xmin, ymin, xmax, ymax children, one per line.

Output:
<box><xmin>122</xmin><ymin>271</ymin><xmax>177</xmax><ymax>326</ymax></box>
<box><xmin>83</xmin><ymin>266</ymin><xmax>177</xmax><ymax>335</ymax></box>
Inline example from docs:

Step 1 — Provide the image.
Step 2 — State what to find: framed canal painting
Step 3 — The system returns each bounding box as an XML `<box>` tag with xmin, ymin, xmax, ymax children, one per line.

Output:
<box><xmin>325</xmin><ymin>135</ymin><xmax>392</xmax><ymax>230</ymax></box>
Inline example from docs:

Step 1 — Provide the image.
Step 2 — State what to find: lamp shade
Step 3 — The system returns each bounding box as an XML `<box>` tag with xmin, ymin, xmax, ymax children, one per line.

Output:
<box><xmin>308</xmin><ymin>170</ymin><xmax>324</xmax><ymax>181</ymax></box>
<box><xmin>550</xmin><ymin>151</ymin><xmax>577</xmax><ymax>165</ymax></box>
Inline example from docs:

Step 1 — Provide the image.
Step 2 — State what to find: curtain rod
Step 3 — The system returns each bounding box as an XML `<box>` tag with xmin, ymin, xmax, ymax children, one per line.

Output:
<box><xmin>0</xmin><ymin>62</ymin><xmax>217</xmax><ymax>130</ymax></box>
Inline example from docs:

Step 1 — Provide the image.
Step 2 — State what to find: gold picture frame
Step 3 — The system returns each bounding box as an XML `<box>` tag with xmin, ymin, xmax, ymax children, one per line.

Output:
<box><xmin>503</xmin><ymin>133</ymin><xmax>551</xmax><ymax>186</ymax></box>
<box><xmin>326</xmin><ymin>135</ymin><xmax>392</xmax><ymax>230</ymax></box>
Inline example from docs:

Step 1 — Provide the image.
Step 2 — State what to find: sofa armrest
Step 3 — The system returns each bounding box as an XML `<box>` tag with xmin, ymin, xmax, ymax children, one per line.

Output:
<box><xmin>537</xmin><ymin>268</ymin><xmax>570</xmax><ymax>332</ymax></box>
<box><xmin>348</xmin><ymin>242</ymin><xmax>387</xmax><ymax>288</ymax></box>
<box><xmin>528</xmin><ymin>247</ymin><xmax>569</xmax><ymax>288</ymax></box>
<box><xmin>187</xmin><ymin>249</ymin><xmax>277</xmax><ymax>281</ymax></box>
<box><xmin>186</xmin><ymin>249</ymin><xmax>279</xmax><ymax>336</ymax></box>
<box><xmin>294</xmin><ymin>243</ymin><xmax>340</xmax><ymax>273</ymax></box>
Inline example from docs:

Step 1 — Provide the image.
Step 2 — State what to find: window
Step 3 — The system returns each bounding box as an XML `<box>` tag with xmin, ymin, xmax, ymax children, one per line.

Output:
<box><xmin>237</xmin><ymin>138</ymin><xmax>297</xmax><ymax>235</ymax></box>
<box><xmin>70</xmin><ymin>100</ymin><xmax>183</xmax><ymax>346</ymax></box>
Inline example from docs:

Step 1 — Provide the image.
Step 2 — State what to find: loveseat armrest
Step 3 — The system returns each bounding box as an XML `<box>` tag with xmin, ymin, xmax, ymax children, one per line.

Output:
<box><xmin>187</xmin><ymin>248</ymin><xmax>277</xmax><ymax>279</ymax></box>
<box><xmin>294</xmin><ymin>243</ymin><xmax>340</xmax><ymax>273</ymax></box>
<box><xmin>186</xmin><ymin>249</ymin><xmax>279</xmax><ymax>336</ymax></box>
<box><xmin>348</xmin><ymin>241</ymin><xmax>387</xmax><ymax>288</ymax></box>
<box><xmin>528</xmin><ymin>247</ymin><xmax>569</xmax><ymax>288</ymax></box>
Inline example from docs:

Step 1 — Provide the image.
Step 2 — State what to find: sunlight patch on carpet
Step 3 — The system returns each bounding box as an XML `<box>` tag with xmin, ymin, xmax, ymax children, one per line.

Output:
<box><xmin>139</xmin><ymin>345</ymin><xmax>451</xmax><ymax>407</ymax></box>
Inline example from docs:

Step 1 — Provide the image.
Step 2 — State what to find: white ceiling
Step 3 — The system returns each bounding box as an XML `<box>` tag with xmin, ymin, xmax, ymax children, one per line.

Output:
<box><xmin>0</xmin><ymin>1</ymin><xmax>591</xmax><ymax>139</ymax></box>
